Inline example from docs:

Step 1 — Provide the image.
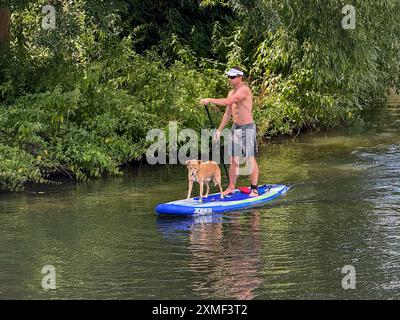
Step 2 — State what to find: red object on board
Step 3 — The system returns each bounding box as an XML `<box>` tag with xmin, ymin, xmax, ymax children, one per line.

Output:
<box><xmin>238</xmin><ymin>186</ymin><xmax>251</xmax><ymax>194</ymax></box>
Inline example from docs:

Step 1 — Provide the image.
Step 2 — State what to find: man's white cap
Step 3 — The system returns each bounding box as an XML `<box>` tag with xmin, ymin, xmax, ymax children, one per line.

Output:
<box><xmin>225</xmin><ymin>68</ymin><xmax>244</xmax><ymax>77</ymax></box>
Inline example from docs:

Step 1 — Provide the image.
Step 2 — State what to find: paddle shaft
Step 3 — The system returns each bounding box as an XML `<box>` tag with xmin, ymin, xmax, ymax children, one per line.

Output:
<box><xmin>204</xmin><ymin>104</ymin><xmax>229</xmax><ymax>181</ymax></box>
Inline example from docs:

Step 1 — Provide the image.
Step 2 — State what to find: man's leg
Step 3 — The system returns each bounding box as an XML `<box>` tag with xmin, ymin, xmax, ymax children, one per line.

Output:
<box><xmin>249</xmin><ymin>157</ymin><xmax>259</xmax><ymax>197</ymax></box>
<box><xmin>222</xmin><ymin>156</ymin><xmax>239</xmax><ymax>195</ymax></box>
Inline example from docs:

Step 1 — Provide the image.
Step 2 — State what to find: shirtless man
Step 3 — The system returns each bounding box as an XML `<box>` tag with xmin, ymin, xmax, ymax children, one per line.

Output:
<box><xmin>200</xmin><ymin>67</ymin><xmax>260</xmax><ymax>197</ymax></box>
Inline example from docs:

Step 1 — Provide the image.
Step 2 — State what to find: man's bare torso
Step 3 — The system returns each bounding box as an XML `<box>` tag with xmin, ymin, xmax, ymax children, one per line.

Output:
<box><xmin>228</xmin><ymin>85</ymin><xmax>253</xmax><ymax>125</ymax></box>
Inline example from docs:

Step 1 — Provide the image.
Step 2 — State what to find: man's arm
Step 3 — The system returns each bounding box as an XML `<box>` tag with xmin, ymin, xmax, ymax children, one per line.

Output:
<box><xmin>217</xmin><ymin>105</ymin><xmax>232</xmax><ymax>132</ymax></box>
<box><xmin>200</xmin><ymin>87</ymin><xmax>248</xmax><ymax>106</ymax></box>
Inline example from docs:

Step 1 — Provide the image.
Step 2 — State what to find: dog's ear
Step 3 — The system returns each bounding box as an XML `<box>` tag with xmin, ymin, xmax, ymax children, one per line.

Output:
<box><xmin>185</xmin><ymin>160</ymin><xmax>191</xmax><ymax>165</ymax></box>
<box><xmin>197</xmin><ymin>160</ymin><xmax>202</xmax><ymax>165</ymax></box>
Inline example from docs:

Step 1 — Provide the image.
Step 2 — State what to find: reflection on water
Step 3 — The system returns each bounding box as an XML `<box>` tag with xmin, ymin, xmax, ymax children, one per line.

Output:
<box><xmin>158</xmin><ymin>213</ymin><xmax>263</xmax><ymax>299</ymax></box>
<box><xmin>0</xmin><ymin>101</ymin><xmax>400</xmax><ymax>299</ymax></box>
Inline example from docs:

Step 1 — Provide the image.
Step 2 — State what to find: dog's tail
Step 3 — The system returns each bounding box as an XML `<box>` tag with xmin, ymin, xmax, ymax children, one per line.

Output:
<box><xmin>213</xmin><ymin>171</ymin><xmax>221</xmax><ymax>186</ymax></box>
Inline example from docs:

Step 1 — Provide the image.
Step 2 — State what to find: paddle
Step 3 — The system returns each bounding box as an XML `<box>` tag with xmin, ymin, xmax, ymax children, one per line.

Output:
<box><xmin>204</xmin><ymin>103</ymin><xmax>229</xmax><ymax>181</ymax></box>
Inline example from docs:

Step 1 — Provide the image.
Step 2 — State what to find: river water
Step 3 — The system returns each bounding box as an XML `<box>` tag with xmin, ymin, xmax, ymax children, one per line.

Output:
<box><xmin>1</xmin><ymin>99</ymin><xmax>400</xmax><ymax>299</ymax></box>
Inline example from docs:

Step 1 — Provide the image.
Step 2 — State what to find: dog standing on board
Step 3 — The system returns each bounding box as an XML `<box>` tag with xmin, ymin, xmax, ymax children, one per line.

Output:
<box><xmin>186</xmin><ymin>160</ymin><xmax>224</xmax><ymax>201</ymax></box>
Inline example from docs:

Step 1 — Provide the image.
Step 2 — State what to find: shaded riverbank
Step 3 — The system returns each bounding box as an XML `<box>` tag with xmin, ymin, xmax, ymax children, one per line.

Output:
<box><xmin>2</xmin><ymin>1</ymin><xmax>400</xmax><ymax>193</ymax></box>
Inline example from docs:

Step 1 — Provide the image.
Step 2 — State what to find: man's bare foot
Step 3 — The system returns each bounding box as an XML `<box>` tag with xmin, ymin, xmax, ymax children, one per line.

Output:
<box><xmin>249</xmin><ymin>189</ymin><xmax>259</xmax><ymax>197</ymax></box>
<box><xmin>221</xmin><ymin>187</ymin><xmax>235</xmax><ymax>196</ymax></box>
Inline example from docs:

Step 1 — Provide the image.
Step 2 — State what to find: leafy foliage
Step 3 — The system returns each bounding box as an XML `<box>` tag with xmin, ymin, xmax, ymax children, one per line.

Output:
<box><xmin>0</xmin><ymin>0</ymin><xmax>399</xmax><ymax>190</ymax></box>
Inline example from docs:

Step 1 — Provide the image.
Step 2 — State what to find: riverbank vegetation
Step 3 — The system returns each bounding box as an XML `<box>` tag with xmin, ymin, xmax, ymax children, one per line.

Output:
<box><xmin>1</xmin><ymin>0</ymin><xmax>399</xmax><ymax>191</ymax></box>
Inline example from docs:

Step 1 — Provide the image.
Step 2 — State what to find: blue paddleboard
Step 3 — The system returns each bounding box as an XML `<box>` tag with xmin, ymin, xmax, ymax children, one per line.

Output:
<box><xmin>155</xmin><ymin>184</ymin><xmax>288</xmax><ymax>216</ymax></box>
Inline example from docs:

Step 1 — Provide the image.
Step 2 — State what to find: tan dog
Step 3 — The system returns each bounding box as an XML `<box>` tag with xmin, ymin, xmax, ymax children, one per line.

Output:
<box><xmin>186</xmin><ymin>160</ymin><xmax>224</xmax><ymax>200</ymax></box>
